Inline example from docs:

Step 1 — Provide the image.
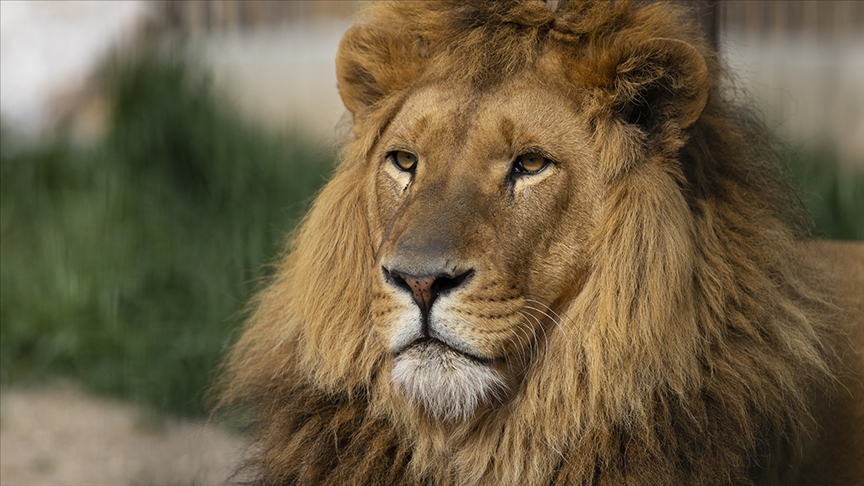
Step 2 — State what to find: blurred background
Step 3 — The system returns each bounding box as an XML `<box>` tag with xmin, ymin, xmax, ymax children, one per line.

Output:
<box><xmin>0</xmin><ymin>1</ymin><xmax>861</xmax><ymax>484</ymax></box>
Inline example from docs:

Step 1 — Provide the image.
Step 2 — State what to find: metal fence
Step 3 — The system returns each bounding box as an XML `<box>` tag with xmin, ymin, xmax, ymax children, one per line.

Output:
<box><xmin>159</xmin><ymin>1</ymin><xmax>864</xmax><ymax>41</ymax></box>
<box><xmin>722</xmin><ymin>1</ymin><xmax>864</xmax><ymax>40</ymax></box>
<box><xmin>161</xmin><ymin>0</ymin><xmax>362</xmax><ymax>33</ymax></box>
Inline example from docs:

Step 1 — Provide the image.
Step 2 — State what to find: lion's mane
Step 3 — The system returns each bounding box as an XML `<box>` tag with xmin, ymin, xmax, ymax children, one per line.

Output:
<box><xmin>219</xmin><ymin>1</ymin><xmax>841</xmax><ymax>484</ymax></box>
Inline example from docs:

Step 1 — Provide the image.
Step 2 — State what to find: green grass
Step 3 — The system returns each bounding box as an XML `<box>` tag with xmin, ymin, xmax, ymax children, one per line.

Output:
<box><xmin>0</xmin><ymin>52</ymin><xmax>861</xmax><ymax>419</ymax></box>
<box><xmin>784</xmin><ymin>146</ymin><xmax>864</xmax><ymax>241</ymax></box>
<box><xmin>0</xmin><ymin>52</ymin><xmax>334</xmax><ymax>417</ymax></box>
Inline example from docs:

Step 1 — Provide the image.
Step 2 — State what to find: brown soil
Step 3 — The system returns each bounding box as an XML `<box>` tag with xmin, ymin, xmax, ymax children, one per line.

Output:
<box><xmin>0</xmin><ymin>384</ymin><xmax>246</xmax><ymax>486</ymax></box>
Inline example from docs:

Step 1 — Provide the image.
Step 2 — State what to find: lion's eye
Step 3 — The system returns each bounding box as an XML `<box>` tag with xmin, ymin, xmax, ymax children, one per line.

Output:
<box><xmin>512</xmin><ymin>153</ymin><xmax>549</xmax><ymax>176</ymax></box>
<box><xmin>388</xmin><ymin>151</ymin><xmax>418</xmax><ymax>172</ymax></box>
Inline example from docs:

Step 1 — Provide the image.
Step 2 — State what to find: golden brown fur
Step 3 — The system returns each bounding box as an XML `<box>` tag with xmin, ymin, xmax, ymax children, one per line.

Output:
<box><xmin>219</xmin><ymin>1</ymin><xmax>864</xmax><ymax>484</ymax></box>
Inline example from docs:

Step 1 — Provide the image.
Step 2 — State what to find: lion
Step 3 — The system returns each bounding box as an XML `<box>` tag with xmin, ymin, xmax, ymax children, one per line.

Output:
<box><xmin>219</xmin><ymin>1</ymin><xmax>864</xmax><ymax>484</ymax></box>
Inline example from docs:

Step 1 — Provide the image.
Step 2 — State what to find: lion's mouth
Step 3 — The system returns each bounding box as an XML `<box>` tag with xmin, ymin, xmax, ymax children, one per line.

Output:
<box><xmin>391</xmin><ymin>336</ymin><xmax>505</xmax><ymax>421</ymax></box>
<box><xmin>395</xmin><ymin>337</ymin><xmax>492</xmax><ymax>366</ymax></box>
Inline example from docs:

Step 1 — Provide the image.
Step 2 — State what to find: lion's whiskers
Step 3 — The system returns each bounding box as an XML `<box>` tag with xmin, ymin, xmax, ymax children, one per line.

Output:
<box><xmin>524</xmin><ymin>298</ymin><xmax>575</xmax><ymax>334</ymax></box>
<box><xmin>519</xmin><ymin>309</ymin><xmax>558</xmax><ymax>372</ymax></box>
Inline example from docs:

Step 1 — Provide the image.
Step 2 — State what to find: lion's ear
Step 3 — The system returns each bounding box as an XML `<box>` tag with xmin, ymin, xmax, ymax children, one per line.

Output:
<box><xmin>336</xmin><ymin>24</ymin><xmax>425</xmax><ymax>114</ymax></box>
<box><xmin>610</xmin><ymin>38</ymin><xmax>709</xmax><ymax>131</ymax></box>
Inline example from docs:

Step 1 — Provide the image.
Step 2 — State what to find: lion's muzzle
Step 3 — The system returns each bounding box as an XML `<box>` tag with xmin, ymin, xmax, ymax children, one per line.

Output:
<box><xmin>382</xmin><ymin>267</ymin><xmax>473</xmax><ymax>317</ymax></box>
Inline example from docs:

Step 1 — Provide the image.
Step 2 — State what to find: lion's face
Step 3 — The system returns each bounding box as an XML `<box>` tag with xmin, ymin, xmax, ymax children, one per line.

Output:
<box><xmin>332</xmin><ymin>3</ymin><xmax>713</xmax><ymax>423</ymax></box>
<box><xmin>369</xmin><ymin>65</ymin><xmax>602</xmax><ymax>420</ymax></box>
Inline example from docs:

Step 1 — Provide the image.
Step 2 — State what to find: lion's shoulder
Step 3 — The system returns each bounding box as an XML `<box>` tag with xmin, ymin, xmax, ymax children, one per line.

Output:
<box><xmin>799</xmin><ymin>241</ymin><xmax>864</xmax><ymax>483</ymax></box>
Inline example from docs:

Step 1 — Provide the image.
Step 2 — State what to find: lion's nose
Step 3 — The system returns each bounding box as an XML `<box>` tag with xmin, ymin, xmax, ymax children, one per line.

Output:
<box><xmin>383</xmin><ymin>268</ymin><xmax>473</xmax><ymax>315</ymax></box>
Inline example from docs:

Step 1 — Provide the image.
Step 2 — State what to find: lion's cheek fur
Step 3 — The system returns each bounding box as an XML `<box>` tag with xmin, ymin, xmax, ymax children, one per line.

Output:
<box><xmin>591</xmin><ymin>158</ymin><xmax>702</xmax><ymax>405</ymax></box>
<box><xmin>277</xmin><ymin>165</ymin><xmax>382</xmax><ymax>389</ymax></box>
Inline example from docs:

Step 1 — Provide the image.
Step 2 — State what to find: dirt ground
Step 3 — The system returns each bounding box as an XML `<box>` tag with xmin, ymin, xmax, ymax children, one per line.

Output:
<box><xmin>0</xmin><ymin>384</ymin><xmax>247</xmax><ymax>486</ymax></box>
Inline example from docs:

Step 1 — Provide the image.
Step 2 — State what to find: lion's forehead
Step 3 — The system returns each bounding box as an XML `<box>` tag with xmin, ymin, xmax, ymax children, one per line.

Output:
<box><xmin>387</xmin><ymin>73</ymin><xmax>589</xmax><ymax>168</ymax></box>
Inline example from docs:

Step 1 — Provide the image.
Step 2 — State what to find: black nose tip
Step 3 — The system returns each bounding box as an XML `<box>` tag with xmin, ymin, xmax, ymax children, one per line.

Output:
<box><xmin>383</xmin><ymin>268</ymin><xmax>473</xmax><ymax>315</ymax></box>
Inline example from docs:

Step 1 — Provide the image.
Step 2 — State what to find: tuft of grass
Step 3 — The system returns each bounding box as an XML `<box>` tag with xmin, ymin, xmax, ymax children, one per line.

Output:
<box><xmin>784</xmin><ymin>146</ymin><xmax>864</xmax><ymax>241</ymax></box>
<box><xmin>0</xmin><ymin>52</ymin><xmax>334</xmax><ymax>417</ymax></box>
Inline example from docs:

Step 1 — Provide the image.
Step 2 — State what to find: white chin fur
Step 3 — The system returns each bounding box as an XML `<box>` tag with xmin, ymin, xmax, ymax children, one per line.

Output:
<box><xmin>391</xmin><ymin>342</ymin><xmax>506</xmax><ymax>421</ymax></box>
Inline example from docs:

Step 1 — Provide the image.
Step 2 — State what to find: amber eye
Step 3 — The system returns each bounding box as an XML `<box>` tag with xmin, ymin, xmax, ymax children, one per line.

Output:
<box><xmin>512</xmin><ymin>153</ymin><xmax>549</xmax><ymax>175</ymax></box>
<box><xmin>388</xmin><ymin>151</ymin><xmax>418</xmax><ymax>172</ymax></box>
